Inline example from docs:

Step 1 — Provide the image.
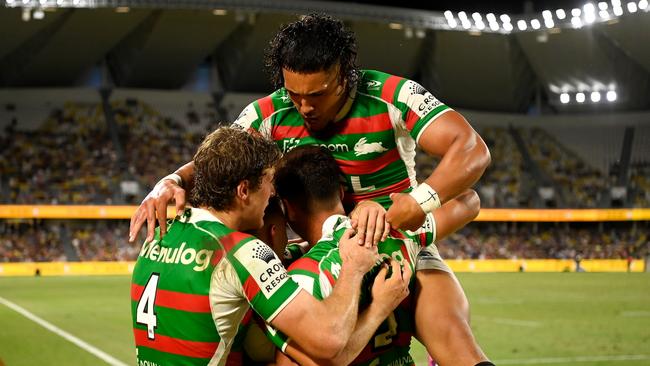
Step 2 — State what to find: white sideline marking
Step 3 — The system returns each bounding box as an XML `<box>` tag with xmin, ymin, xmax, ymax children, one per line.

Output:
<box><xmin>0</xmin><ymin>296</ymin><xmax>128</xmax><ymax>366</ymax></box>
<box><xmin>495</xmin><ymin>354</ymin><xmax>650</xmax><ymax>364</ymax></box>
<box><xmin>473</xmin><ymin>315</ymin><xmax>542</xmax><ymax>327</ymax></box>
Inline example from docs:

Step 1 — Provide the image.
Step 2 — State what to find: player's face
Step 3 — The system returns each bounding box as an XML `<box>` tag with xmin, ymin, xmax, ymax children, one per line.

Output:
<box><xmin>245</xmin><ymin>168</ymin><xmax>276</xmax><ymax>231</ymax></box>
<box><xmin>283</xmin><ymin>65</ymin><xmax>346</xmax><ymax>133</ymax></box>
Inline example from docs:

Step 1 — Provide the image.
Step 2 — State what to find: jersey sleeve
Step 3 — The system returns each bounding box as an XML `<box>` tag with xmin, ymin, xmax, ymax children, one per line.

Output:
<box><xmin>232</xmin><ymin>101</ymin><xmax>263</xmax><ymax>132</ymax></box>
<box><xmin>393</xmin><ymin>79</ymin><xmax>452</xmax><ymax>143</ymax></box>
<box><xmin>230</xmin><ymin>238</ymin><xmax>301</xmax><ymax>322</ymax></box>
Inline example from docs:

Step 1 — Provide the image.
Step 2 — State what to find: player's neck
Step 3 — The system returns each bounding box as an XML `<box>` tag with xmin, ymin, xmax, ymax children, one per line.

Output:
<box><xmin>304</xmin><ymin>205</ymin><xmax>346</xmax><ymax>248</ymax></box>
<box><xmin>204</xmin><ymin>206</ymin><xmax>246</xmax><ymax>232</ymax></box>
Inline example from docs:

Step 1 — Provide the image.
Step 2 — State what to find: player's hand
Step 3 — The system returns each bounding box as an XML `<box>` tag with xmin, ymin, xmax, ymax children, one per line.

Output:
<box><xmin>371</xmin><ymin>259</ymin><xmax>412</xmax><ymax>316</ymax></box>
<box><xmin>129</xmin><ymin>179</ymin><xmax>186</xmax><ymax>243</ymax></box>
<box><xmin>386</xmin><ymin>193</ymin><xmax>426</xmax><ymax>232</ymax></box>
<box><xmin>349</xmin><ymin>200</ymin><xmax>390</xmax><ymax>248</ymax></box>
<box><xmin>338</xmin><ymin>227</ymin><xmax>379</xmax><ymax>274</ymax></box>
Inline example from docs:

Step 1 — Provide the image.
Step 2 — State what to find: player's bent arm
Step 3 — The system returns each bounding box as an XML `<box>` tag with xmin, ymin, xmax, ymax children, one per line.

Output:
<box><xmin>282</xmin><ymin>303</ymin><xmax>389</xmax><ymax>366</ymax></box>
<box><xmin>270</xmin><ymin>266</ymin><xmax>366</xmax><ymax>360</ymax></box>
<box><xmin>173</xmin><ymin>161</ymin><xmax>195</xmax><ymax>193</ymax></box>
<box><xmin>418</xmin><ymin>111</ymin><xmax>491</xmax><ymax>204</ymax></box>
<box><xmin>432</xmin><ymin>189</ymin><xmax>480</xmax><ymax>241</ymax></box>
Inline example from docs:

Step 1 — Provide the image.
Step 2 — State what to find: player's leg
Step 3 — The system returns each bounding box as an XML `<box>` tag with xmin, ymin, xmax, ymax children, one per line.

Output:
<box><xmin>414</xmin><ymin>268</ymin><xmax>489</xmax><ymax>366</ymax></box>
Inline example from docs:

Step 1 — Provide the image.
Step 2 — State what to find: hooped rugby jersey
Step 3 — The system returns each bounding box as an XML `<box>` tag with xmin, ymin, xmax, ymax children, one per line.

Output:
<box><xmin>232</xmin><ymin>70</ymin><xmax>452</xmax><ymax>208</ymax></box>
<box><xmin>131</xmin><ymin>207</ymin><xmax>301</xmax><ymax>366</ymax></box>
<box><xmin>265</xmin><ymin>215</ymin><xmax>437</xmax><ymax>366</ymax></box>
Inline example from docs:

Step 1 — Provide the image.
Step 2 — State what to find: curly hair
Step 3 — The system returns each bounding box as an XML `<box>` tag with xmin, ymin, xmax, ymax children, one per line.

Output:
<box><xmin>275</xmin><ymin>145</ymin><xmax>345</xmax><ymax>214</ymax></box>
<box><xmin>190</xmin><ymin>127</ymin><xmax>281</xmax><ymax>211</ymax></box>
<box><xmin>264</xmin><ymin>13</ymin><xmax>359</xmax><ymax>92</ymax></box>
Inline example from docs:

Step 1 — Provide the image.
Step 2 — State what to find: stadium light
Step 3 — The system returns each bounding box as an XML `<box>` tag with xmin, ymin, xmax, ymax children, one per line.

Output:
<box><xmin>640</xmin><ymin>0</ymin><xmax>649</xmax><ymax>10</ymax></box>
<box><xmin>572</xmin><ymin>8</ymin><xmax>582</xmax><ymax>16</ymax></box>
<box><xmin>476</xmin><ymin>20</ymin><xmax>486</xmax><ymax>30</ymax></box>
<box><xmin>389</xmin><ymin>23</ymin><xmax>403</xmax><ymax>29</ymax></box>
<box><xmin>458</xmin><ymin>11</ymin><xmax>468</xmax><ymax>20</ymax></box>
<box><xmin>612</xmin><ymin>0</ymin><xmax>622</xmax><ymax>6</ymax></box>
<box><xmin>447</xmin><ymin>18</ymin><xmax>458</xmax><ymax>28</ymax></box>
<box><xmin>500</xmin><ymin>14</ymin><xmax>511</xmax><ymax>23</ymax></box>
<box><xmin>584</xmin><ymin>3</ymin><xmax>596</xmax><ymax>14</ymax></box>
<box><xmin>627</xmin><ymin>2</ymin><xmax>638</xmax><ymax>12</ymax></box>
<box><xmin>600</xmin><ymin>10</ymin><xmax>610</xmax><ymax>18</ymax></box>
<box><xmin>585</xmin><ymin>11</ymin><xmax>597</xmax><ymax>22</ymax></box>
<box><xmin>503</xmin><ymin>22</ymin><xmax>514</xmax><ymax>32</ymax></box>
<box><xmin>489</xmin><ymin>22</ymin><xmax>499</xmax><ymax>31</ymax></box>
<box><xmin>21</xmin><ymin>7</ymin><xmax>30</xmax><ymax>21</ymax></box>
<box><xmin>560</xmin><ymin>93</ymin><xmax>570</xmax><ymax>104</ymax></box>
<box><xmin>462</xmin><ymin>19</ymin><xmax>472</xmax><ymax>29</ymax></box>
<box><xmin>212</xmin><ymin>9</ymin><xmax>227</xmax><ymax>15</ymax></box>
<box><xmin>542</xmin><ymin>10</ymin><xmax>553</xmax><ymax>19</ymax></box>
<box><xmin>613</xmin><ymin>5</ymin><xmax>624</xmax><ymax>14</ymax></box>
<box><xmin>7</xmin><ymin>0</ymin><xmax>15</xmax><ymax>4</ymax></box>
<box><xmin>599</xmin><ymin>2</ymin><xmax>609</xmax><ymax>9</ymax></box>
<box><xmin>531</xmin><ymin>19</ymin><xmax>541</xmax><ymax>29</ymax></box>
<box><xmin>545</xmin><ymin>18</ymin><xmax>555</xmax><ymax>28</ymax></box>
<box><xmin>472</xmin><ymin>12</ymin><xmax>482</xmax><ymax>21</ymax></box>
<box><xmin>576</xmin><ymin>92</ymin><xmax>586</xmax><ymax>103</ymax></box>
<box><xmin>606</xmin><ymin>90</ymin><xmax>617</xmax><ymax>101</ymax></box>
<box><xmin>517</xmin><ymin>19</ymin><xmax>528</xmax><ymax>30</ymax></box>
<box><xmin>486</xmin><ymin>13</ymin><xmax>497</xmax><ymax>23</ymax></box>
<box><xmin>591</xmin><ymin>91</ymin><xmax>601</xmax><ymax>102</ymax></box>
<box><xmin>572</xmin><ymin>16</ymin><xmax>584</xmax><ymax>27</ymax></box>
<box><xmin>444</xmin><ymin>10</ymin><xmax>454</xmax><ymax>20</ymax></box>
<box><xmin>33</xmin><ymin>8</ymin><xmax>44</xmax><ymax>18</ymax></box>
<box><xmin>556</xmin><ymin>9</ymin><xmax>567</xmax><ymax>19</ymax></box>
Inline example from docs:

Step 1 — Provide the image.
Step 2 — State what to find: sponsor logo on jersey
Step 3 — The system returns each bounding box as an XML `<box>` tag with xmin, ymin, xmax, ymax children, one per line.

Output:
<box><xmin>365</xmin><ymin>80</ymin><xmax>382</xmax><ymax>90</ymax></box>
<box><xmin>137</xmin><ymin>359</ymin><xmax>162</xmax><ymax>366</ymax></box>
<box><xmin>282</xmin><ymin>137</ymin><xmax>350</xmax><ymax>153</ymax></box>
<box><xmin>280</xmin><ymin>92</ymin><xmax>291</xmax><ymax>103</ymax></box>
<box><xmin>354</xmin><ymin>137</ymin><xmax>388</xmax><ymax>156</ymax></box>
<box><xmin>234</xmin><ymin>240</ymin><xmax>290</xmax><ymax>298</ymax></box>
<box><xmin>139</xmin><ymin>240</ymin><xmax>213</xmax><ymax>272</ymax></box>
<box><xmin>233</xmin><ymin>103</ymin><xmax>258</xmax><ymax>129</ymax></box>
<box><xmin>397</xmin><ymin>80</ymin><xmax>442</xmax><ymax>119</ymax></box>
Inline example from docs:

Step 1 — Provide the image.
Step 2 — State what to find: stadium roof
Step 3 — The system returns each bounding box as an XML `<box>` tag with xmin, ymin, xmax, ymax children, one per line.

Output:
<box><xmin>1</xmin><ymin>0</ymin><xmax>649</xmax><ymax>113</ymax></box>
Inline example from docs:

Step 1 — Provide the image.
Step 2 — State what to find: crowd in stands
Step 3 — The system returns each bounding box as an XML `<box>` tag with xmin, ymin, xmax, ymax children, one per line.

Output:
<box><xmin>2</xmin><ymin>219</ymin><xmax>648</xmax><ymax>263</ymax></box>
<box><xmin>1</xmin><ymin>103</ymin><xmax>120</xmax><ymax>204</ymax></box>
<box><xmin>629</xmin><ymin>162</ymin><xmax>650</xmax><ymax>207</ymax></box>
<box><xmin>438</xmin><ymin>222</ymin><xmax>649</xmax><ymax>261</ymax></box>
<box><xmin>520</xmin><ymin>127</ymin><xmax>608</xmax><ymax>208</ymax></box>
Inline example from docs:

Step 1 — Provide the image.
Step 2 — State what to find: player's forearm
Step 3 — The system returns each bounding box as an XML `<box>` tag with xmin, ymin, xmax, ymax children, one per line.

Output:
<box><xmin>317</xmin><ymin>266</ymin><xmax>365</xmax><ymax>344</ymax></box>
<box><xmin>329</xmin><ymin>303</ymin><xmax>389</xmax><ymax>365</ymax></box>
<box><xmin>287</xmin><ymin>303</ymin><xmax>388</xmax><ymax>366</ymax></box>
<box><xmin>426</xmin><ymin>132</ymin><xmax>490</xmax><ymax>203</ymax></box>
<box><xmin>173</xmin><ymin>161</ymin><xmax>195</xmax><ymax>192</ymax></box>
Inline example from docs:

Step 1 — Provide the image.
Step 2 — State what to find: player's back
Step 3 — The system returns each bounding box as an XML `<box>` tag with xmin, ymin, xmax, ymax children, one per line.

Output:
<box><xmin>289</xmin><ymin>215</ymin><xmax>420</xmax><ymax>366</ymax></box>
<box><xmin>131</xmin><ymin>208</ymin><xmax>238</xmax><ymax>366</ymax></box>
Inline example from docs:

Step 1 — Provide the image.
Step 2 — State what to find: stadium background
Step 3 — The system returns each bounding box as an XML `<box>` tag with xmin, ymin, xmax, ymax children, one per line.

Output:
<box><xmin>0</xmin><ymin>0</ymin><xmax>649</xmax><ymax>365</ymax></box>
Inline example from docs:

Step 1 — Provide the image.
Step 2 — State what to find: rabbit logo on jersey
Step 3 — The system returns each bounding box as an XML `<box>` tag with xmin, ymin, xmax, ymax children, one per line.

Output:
<box><xmin>398</xmin><ymin>80</ymin><xmax>442</xmax><ymax>118</ymax></box>
<box><xmin>234</xmin><ymin>240</ymin><xmax>290</xmax><ymax>298</ymax></box>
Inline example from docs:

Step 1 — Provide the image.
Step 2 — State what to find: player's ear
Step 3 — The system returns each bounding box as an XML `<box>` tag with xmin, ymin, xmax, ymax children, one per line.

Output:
<box><xmin>339</xmin><ymin>185</ymin><xmax>345</xmax><ymax>201</ymax></box>
<box><xmin>236</xmin><ymin>180</ymin><xmax>250</xmax><ymax>202</ymax></box>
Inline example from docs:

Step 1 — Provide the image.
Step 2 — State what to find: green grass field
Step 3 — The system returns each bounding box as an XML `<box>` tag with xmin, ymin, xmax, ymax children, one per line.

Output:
<box><xmin>0</xmin><ymin>273</ymin><xmax>648</xmax><ymax>366</ymax></box>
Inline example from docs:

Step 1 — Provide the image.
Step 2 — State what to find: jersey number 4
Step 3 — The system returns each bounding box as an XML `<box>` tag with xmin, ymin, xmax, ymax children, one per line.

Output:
<box><xmin>136</xmin><ymin>273</ymin><xmax>160</xmax><ymax>340</ymax></box>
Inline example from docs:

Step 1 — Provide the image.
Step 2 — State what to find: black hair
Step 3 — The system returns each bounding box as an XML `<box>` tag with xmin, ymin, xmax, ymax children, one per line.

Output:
<box><xmin>265</xmin><ymin>13</ymin><xmax>359</xmax><ymax>91</ymax></box>
<box><xmin>274</xmin><ymin>145</ymin><xmax>344</xmax><ymax>213</ymax></box>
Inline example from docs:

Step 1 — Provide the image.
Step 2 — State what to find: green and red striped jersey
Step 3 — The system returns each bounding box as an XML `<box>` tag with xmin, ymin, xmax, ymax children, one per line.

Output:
<box><xmin>131</xmin><ymin>207</ymin><xmax>301</xmax><ymax>366</ymax></box>
<box><xmin>266</xmin><ymin>215</ymin><xmax>434</xmax><ymax>366</ymax></box>
<box><xmin>232</xmin><ymin>69</ymin><xmax>452</xmax><ymax>208</ymax></box>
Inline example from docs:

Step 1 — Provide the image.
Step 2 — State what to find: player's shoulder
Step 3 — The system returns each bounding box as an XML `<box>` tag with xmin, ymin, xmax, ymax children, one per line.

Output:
<box><xmin>357</xmin><ymin>69</ymin><xmax>404</xmax><ymax>99</ymax></box>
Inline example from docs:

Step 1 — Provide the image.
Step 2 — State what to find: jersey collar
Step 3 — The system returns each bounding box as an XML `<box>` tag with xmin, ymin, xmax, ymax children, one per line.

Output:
<box><xmin>179</xmin><ymin>207</ymin><xmax>223</xmax><ymax>224</ymax></box>
<box><xmin>333</xmin><ymin>84</ymin><xmax>357</xmax><ymax>123</ymax></box>
<box><xmin>321</xmin><ymin>214</ymin><xmax>351</xmax><ymax>242</ymax></box>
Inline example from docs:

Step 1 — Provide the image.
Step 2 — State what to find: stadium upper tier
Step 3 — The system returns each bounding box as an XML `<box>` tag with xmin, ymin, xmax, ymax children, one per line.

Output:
<box><xmin>0</xmin><ymin>3</ymin><xmax>649</xmax><ymax>113</ymax></box>
<box><xmin>0</xmin><ymin>88</ymin><xmax>648</xmax><ymax>208</ymax></box>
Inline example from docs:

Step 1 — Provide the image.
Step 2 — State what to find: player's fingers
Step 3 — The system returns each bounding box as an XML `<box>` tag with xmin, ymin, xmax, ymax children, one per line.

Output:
<box><xmin>174</xmin><ymin>188</ymin><xmax>186</xmax><ymax>217</ymax></box>
<box><xmin>373</xmin><ymin>212</ymin><xmax>386</xmax><ymax>246</ymax></box>
<box><xmin>155</xmin><ymin>197</ymin><xmax>168</xmax><ymax>238</ymax></box>
<box><xmin>375</xmin><ymin>262</ymin><xmax>389</xmax><ymax>283</ymax></box>
<box><xmin>401</xmin><ymin>260</ymin><xmax>413</xmax><ymax>283</ymax></box>
<box><xmin>388</xmin><ymin>259</ymin><xmax>402</xmax><ymax>282</ymax></box>
<box><xmin>340</xmin><ymin>227</ymin><xmax>357</xmax><ymax>241</ymax></box>
<box><xmin>355</xmin><ymin>211</ymin><xmax>369</xmax><ymax>246</ymax></box>
<box><xmin>145</xmin><ymin>201</ymin><xmax>156</xmax><ymax>243</ymax></box>
<box><xmin>364</xmin><ymin>209</ymin><xmax>378</xmax><ymax>248</ymax></box>
<box><xmin>129</xmin><ymin>206</ymin><xmax>144</xmax><ymax>242</ymax></box>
